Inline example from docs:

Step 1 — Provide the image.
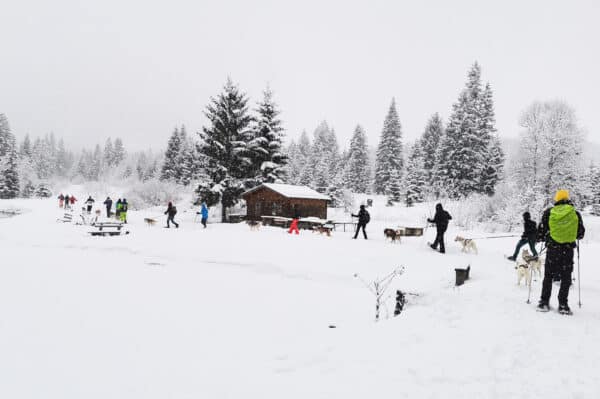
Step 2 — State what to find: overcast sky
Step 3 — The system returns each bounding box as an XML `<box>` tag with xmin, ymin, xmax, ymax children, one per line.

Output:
<box><xmin>1</xmin><ymin>0</ymin><xmax>598</xmax><ymax>151</ymax></box>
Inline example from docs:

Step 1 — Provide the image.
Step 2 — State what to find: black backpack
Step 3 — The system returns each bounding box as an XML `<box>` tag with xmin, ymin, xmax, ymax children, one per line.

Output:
<box><xmin>172</xmin><ymin>206</ymin><xmax>177</xmax><ymax>215</ymax></box>
<box><xmin>364</xmin><ymin>210</ymin><xmax>370</xmax><ymax>224</ymax></box>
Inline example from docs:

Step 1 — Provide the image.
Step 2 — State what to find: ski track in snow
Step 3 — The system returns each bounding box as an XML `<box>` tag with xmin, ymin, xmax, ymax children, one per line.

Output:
<box><xmin>1</xmin><ymin>196</ymin><xmax>600</xmax><ymax>398</ymax></box>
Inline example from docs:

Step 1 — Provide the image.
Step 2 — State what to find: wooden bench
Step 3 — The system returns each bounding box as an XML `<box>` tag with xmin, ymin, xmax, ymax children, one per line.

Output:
<box><xmin>89</xmin><ymin>222</ymin><xmax>128</xmax><ymax>236</ymax></box>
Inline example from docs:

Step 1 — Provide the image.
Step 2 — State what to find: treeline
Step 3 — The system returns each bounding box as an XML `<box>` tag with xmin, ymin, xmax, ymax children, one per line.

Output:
<box><xmin>285</xmin><ymin>62</ymin><xmax>504</xmax><ymax>206</ymax></box>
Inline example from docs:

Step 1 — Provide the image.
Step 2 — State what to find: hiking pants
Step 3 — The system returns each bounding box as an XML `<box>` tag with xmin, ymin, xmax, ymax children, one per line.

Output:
<box><xmin>167</xmin><ymin>215</ymin><xmax>179</xmax><ymax>228</ymax></box>
<box><xmin>540</xmin><ymin>244</ymin><xmax>574</xmax><ymax>305</ymax></box>
<box><xmin>431</xmin><ymin>228</ymin><xmax>446</xmax><ymax>253</ymax></box>
<box><xmin>512</xmin><ymin>238</ymin><xmax>538</xmax><ymax>259</ymax></box>
<box><xmin>353</xmin><ymin>222</ymin><xmax>367</xmax><ymax>239</ymax></box>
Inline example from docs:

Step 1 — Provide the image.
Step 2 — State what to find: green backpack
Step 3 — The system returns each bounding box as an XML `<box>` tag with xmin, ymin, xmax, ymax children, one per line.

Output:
<box><xmin>549</xmin><ymin>204</ymin><xmax>578</xmax><ymax>244</ymax></box>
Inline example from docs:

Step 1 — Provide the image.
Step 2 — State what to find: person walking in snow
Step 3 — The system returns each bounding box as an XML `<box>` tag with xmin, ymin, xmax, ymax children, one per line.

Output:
<box><xmin>427</xmin><ymin>203</ymin><xmax>452</xmax><ymax>253</ymax></box>
<box><xmin>64</xmin><ymin>194</ymin><xmax>70</xmax><ymax>210</ymax></box>
<box><xmin>103</xmin><ymin>197</ymin><xmax>113</xmax><ymax>218</ymax></box>
<box><xmin>164</xmin><ymin>202</ymin><xmax>179</xmax><ymax>228</ymax></box>
<box><xmin>507</xmin><ymin>212</ymin><xmax>539</xmax><ymax>261</ymax></box>
<box><xmin>70</xmin><ymin>195</ymin><xmax>77</xmax><ymax>208</ymax></box>
<box><xmin>85</xmin><ymin>196</ymin><xmax>94</xmax><ymax>214</ymax></box>
<box><xmin>120</xmin><ymin>199</ymin><xmax>128</xmax><ymax>223</ymax></box>
<box><xmin>115</xmin><ymin>199</ymin><xmax>122</xmax><ymax>219</ymax></box>
<box><xmin>536</xmin><ymin>190</ymin><xmax>585</xmax><ymax>314</ymax></box>
<box><xmin>351</xmin><ymin>204</ymin><xmax>370</xmax><ymax>240</ymax></box>
<box><xmin>200</xmin><ymin>202</ymin><xmax>209</xmax><ymax>228</ymax></box>
<box><xmin>58</xmin><ymin>194</ymin><xmax>65</xmax><ymax>208</ymax></box>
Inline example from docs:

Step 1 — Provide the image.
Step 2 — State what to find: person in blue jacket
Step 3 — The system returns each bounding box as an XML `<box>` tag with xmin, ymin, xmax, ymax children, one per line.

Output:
<box><xmin>200</xmin><ymin>202</ymin><xmax>209</xmax><ymax>228</ymax></box>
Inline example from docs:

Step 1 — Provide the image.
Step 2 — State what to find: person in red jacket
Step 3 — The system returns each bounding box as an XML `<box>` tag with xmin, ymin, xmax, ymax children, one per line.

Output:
<box><xmin>288</xmin><ymin>210</ymin><xmax>300</xmax><ymax>235</ymax></box>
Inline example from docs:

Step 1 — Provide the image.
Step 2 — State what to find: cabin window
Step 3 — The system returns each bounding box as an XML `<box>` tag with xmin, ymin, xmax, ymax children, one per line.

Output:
<box><xmin>272</xmin><ymin>202</ymin><xmax>282</xmax><ymax>215</ymax></box>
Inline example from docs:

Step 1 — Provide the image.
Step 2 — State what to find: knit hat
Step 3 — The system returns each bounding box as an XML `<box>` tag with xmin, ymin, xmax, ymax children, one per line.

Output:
<box><xmin>554</xmin><ymin>189</ymin><xmax>570</xmax><ymax>203</ymax></box>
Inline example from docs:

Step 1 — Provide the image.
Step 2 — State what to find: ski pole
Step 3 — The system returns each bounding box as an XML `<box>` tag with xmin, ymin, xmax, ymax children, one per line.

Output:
<box><xmin>577</xmin><ymin>239</ymin><xmax>581</xmax><ymax>308</ymax></box>
<box><xmin>526</xmin><ymin>267</ymin><xmax>533</xmax><ymax>304</ymax></box>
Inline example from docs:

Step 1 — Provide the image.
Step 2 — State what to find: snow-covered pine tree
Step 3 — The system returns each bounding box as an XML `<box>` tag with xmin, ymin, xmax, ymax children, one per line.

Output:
<box><xmin>387</xmin><ymin>168</ymin><xmax>403</xmax><ymax>205</ymax></box>
<box><xmin>160</xmin><ymin>127</ymin><xmax>182</xmax><ymax>182</ymax></box>
<box><xmin>176</xmin><ymin>125</ymin><xmax>194</xmax><ymax>185</ymax></box>
<box><xmin>0</xmin><ymin>134</ymin><xmax>19</xmax><ymax>199</ymax></box>
<box><xmin>405</xmin><ymin>142</ymin><xmax>427</xmax><ymax>206</ymax></box>
<box><xmin>434</xmin><ymin>63</ymin><xmax>491</xmax><ymax>198</ymax></box>
<box><xmin>90</xmin><ymin>144</ymin><xmax>103</xmax><ymax>181</ymax></box>
<box><xmin>285</xmin><ymin>140</ymin><xmax>301</xmax><ymax>184</ymax></box>
<box><xmin>34</xmin><ymin>182</ymin><xmax>52</xmax><ymax>198</ymax></box>
<box><xmin>420</xmin><ymin>113</ymin><xmax>444</xmax><ymax>185</ymax></box>
<box><xmin>374</xmin><ymin>98</ymin><xmax>404</xmax><ymax>194</ymax></box>
<box><xmin>21</xmin><ymin>180</ymin><xmax>36</xmax><ymax>198</ymax></box>
<box><xmin>55</xmin><ymin>139</ymin><xmax>70</xmax><ymax>177</ymax></box>
<box><xmin>19</xmin><ymin>134</ymin><xmax>32</xmax><ymax>159</ymax></box>
<box><xmin>308</xmin><ymin>121</ymin><xmax>335</xmax><ymax>192</ymax></box>
<box><xmin>344</xmin><ymin>125</ymin><xmax>371</xmax><ymax>193</ymax></box>
<box><xmin>113</xmin><ymin>138</ymin><xmax>126</xmax><ymax>166</ymax></box>
<box><xmin>249</xmin><ymin>88</ymin><xmax>287</xmax><ymax>183</ymax></box>
<box><xmin>104</xmin><ymin>138</ymin><xmax>114</xmax><ymax>167</ymax></box>
<box><xmin>481</xmin><ymin>134</ymin><xmax>504</xmax><ymax>196</ymax></box>
<box><xmin>297</xmin><ymin>131</ymin><xmax>313</xmax><ymax>186</ymax></box>
<box><xmin>195</xmin><ymin>79</ymin><xmax>254</xmax><ymax>222</ymax></box>
<box><xmin>31</xmin><ymin>137</ymin><xmax>53</xmax><ymax>179</ymax></box>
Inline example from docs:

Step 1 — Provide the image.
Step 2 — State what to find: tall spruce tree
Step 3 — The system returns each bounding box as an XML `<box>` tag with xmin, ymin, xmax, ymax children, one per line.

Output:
<box><xmin>104</xmin><ymin>138</ymin><xmax>114</xmax><ymax>167</ymax></box>
<box><xmin>160</xmin><ymin>127</ymin><xmax>182</xmax><ymax>182</ymax></box>
<box><xmin>0</xmin><ymin>115</ymin><xmax>19</xmax><ymax>199</ymax></box>
<box><xmin>420</xmin><ymin>113</ymin><xmax>444</xmax><ymax>184</ymax></box>
<box><xmin>196</xmin><ymin>79</ymin><xmax>253</xmax><ymax>222</ymax></box>
<box><xmin>344</xmin><ymin>125</ymin><xmax>370</xmax><ymax>193</ymax></box>
<box><xmin>113</xmin><ymin>138</ymin><xmax>126</xmax><ymax>166</ymax></box>
<box><xmin>374</xmin><ymin>98</ymin><xmax>404</xmax><ymax>194</ymax></box>
<box><xmin>434</xmin><ymin>62</ymin><xmax>493</xmax><ymax>198</ymax></box>
<box><xmin>405</xmin><ymin>142</ymin><xmax>427</xmax><ymax>206</ymax></box>
<box><xmin>249</xmin><ymin>88</ymin><xmax>287</xmax><ymax>183</ymax></box>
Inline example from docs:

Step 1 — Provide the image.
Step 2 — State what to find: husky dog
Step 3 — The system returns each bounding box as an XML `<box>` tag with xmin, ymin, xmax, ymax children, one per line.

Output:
<box><xmin>455</xmin><ymin>236</ymin><xmax>478</xmax><ymax>254</ymax></box>
<box><xmin>144</xmin><ymin>218</ymin><xmax>157</xmax><ymax>226</ymax></box>
<box><xmin>384</xmin><ymin>228</ymin><xmax>401</xmax><ymax>243</ymax></box>
<box><xmin>515</xmin><ymin>254</ymin><xmax>532</xmax><ymax>286</ymax></box>
<box><xmin>521</xmin><ymin>249</ymin><xmax>542</xmax><ymax>280</ymax></box>
<box><xmin>313</xmin><ymin>225</ymin><xmax>332</xmax><ymax>237</ymax></box>
<box><xmin>247</xmin><ymin>220</ymin><xmax>261</xmax><ymax>231</ymax></box>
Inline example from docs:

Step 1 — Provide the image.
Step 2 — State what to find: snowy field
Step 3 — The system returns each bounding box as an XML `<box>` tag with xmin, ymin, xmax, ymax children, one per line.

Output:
<box><xmin>2</xmin><ymin>195</ymin><xmax>600</xmax><ymax>399</ymax></box>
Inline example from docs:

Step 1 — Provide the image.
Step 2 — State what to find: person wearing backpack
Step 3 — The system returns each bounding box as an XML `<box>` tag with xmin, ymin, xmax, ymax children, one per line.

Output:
<box><xmin>536</xmin><ymin>190</ymin><xmax>585</xmax><ymax>314</ymax></box>
<box><xmin>427</xmin><ymin>203</ymin><xmax>452</xmax><ymax>254</ymax></box>
<box><xmin>120</xmin><ymin>199</ymin><xmax>128</xmax><ymax>223</ymax></box>
<box><xmin>351</xmin><ymin>204</ymin><xmax>370</xmax><ymax>239</ymax></box>
<box><xmin>165</xmin><ymin>201</ymin><xmax>179</xmax><ymax>228</ymax></box>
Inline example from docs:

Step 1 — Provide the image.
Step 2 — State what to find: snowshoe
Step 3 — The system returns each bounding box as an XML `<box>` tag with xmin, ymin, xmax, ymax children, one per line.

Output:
<box><xmin>558</xmin><ymin>305</ymin><xmax>573</xmax><ymax>315</ymax></box>
<box><xmin>536</xmin><ymin>302</ymin><xmax>550</xmax><ymax>312</ymax></box>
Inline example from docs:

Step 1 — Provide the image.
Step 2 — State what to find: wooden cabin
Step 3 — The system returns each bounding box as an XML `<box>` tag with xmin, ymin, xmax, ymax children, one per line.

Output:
<box><xmin>242</xmin><ymin>183</ymin><xmax>330</xmax><ymax>221</ymax></box>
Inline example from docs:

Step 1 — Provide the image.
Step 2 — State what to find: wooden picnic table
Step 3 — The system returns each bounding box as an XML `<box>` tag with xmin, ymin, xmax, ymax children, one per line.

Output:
<box><xmin>261</xmin><ymin>215</ymin><xmax>292</xmax><ymax>227</ymax></box>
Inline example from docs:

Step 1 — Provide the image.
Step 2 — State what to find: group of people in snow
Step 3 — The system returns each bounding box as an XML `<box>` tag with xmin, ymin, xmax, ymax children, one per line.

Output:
<box><xmin>57</xmin><ymin>194</ymin><xmax>77</xmax><ymax>210</ymax></box>
<box><xmin>101</xmin><ymin>197</ymin><xmax>128</xmax><ymax>222</ymax></box>
<box><xmin>345</xmin><ymin>189</ymin><xmax>584</xmax><ymax>314</ymax></box>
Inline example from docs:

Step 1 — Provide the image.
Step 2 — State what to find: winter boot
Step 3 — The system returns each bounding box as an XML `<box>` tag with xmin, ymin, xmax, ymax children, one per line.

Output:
<box><xmin>558</xmin><ymin>304</ymin><xmax>573</xmax><ymax>315</ymax></box>
<box><xmin>536</xmin><ymin>301</ymin><xmax>550</xmax><ymax>312</ymax></box>
<box><xmin>507</xmin><ymin>255</ymin><xmax>516</xmax><ymax>262</ymax></box>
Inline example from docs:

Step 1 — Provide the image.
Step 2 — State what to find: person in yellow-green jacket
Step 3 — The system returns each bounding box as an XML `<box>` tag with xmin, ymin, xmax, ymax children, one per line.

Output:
<box><xmin>536</xmin><ymin>190</ymin><xmax>585</xmax><ymax>314</ymax></box>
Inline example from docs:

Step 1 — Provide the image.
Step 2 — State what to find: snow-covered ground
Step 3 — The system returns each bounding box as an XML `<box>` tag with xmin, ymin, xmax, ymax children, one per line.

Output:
<box><xmin>1</xmin><ymin>194</ymin><xmax>600</xmax><ymax>398</ymax></box>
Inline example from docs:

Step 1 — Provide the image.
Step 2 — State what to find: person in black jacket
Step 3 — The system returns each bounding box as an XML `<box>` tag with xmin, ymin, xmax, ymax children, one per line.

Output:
<box><xmin>103</xmin><ymin>197</ymin><xmax>113</xmax><ymax>218</ymax></box>
<box><xmin>164</xmin><ymin>202</ymin><xmax>179</xmax><ymax>228</ymax></box>
<box><xmin>351</xmin><ymin>205</ymin><xmax>370</xmax><ymax>239</ymax></box>
<box><xmin>507</xmin><ymin>212</ymin><xmax>538</xmax><ymax>261</ymax></box>
<box><xmin>427</xmin><ymin>203</ymin><xmax>452</xmax><ymax>254</ymax></box>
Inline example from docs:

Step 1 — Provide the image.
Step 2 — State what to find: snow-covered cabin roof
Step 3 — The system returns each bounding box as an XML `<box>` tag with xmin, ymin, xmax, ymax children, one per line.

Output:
<box><xmin>243</xmin><ymin>183</ymin><xmax>331</xmax><ymax>201</ymax></box>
